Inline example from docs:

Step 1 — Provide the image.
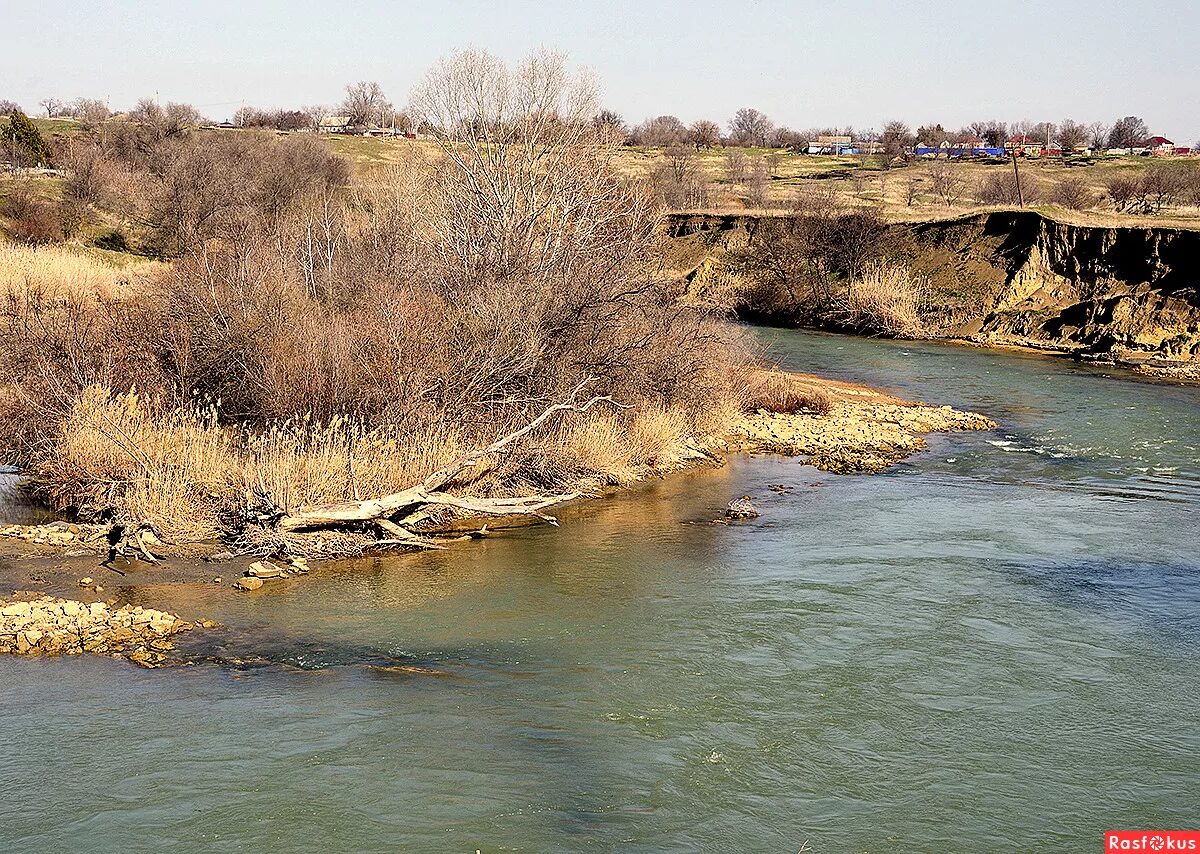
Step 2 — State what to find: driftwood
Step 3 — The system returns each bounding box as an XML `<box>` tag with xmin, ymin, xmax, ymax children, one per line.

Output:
<box><xmin>270</xmin><ymin>380</ymin><xmax>621</xmax><ymax>541</ymax></box>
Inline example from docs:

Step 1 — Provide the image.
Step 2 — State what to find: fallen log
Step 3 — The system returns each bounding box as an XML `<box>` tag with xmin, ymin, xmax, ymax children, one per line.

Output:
<box><xmin>272</xmin><ymin>379</ymin><xmax>616</xmax><ymax>538</ymax></box>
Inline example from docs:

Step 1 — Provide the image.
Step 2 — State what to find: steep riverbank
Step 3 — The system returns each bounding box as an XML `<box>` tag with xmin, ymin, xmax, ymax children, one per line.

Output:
<box><xmin>667</xmin><ymin>210</ymin><xmax>1200</xmax><ymax>378</ymax></box>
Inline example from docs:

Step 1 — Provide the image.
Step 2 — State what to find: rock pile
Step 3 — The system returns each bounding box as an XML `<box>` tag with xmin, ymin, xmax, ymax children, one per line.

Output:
<box><xmin>0</xmin><ymin>521</ymin><xmax>102</xmax><ymax>548</ymax></box>
<box><xmin>232</xmin><ymin>558</ymin><xmax>310</xmax><ymax>591</ymax></box>
<box><xmin>0</xmin><ymin>595</ymin><xmax>195</xmax><ymax>667</ymax></box>
<box><xmin>734</xmin><ymin>401</ymin><xmax>995</xmax><ymax>474</ymax></box>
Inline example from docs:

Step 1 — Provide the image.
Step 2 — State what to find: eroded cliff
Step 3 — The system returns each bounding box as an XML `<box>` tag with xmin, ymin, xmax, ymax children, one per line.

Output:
<box><xmin>667</xmin><ymin>211</ymin><xmax>1200</xmax><ymax>372</ymax></box>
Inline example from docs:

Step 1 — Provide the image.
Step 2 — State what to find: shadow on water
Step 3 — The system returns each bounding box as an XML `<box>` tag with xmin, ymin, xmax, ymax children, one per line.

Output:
<box><xmin>1004</xmin><ymin>557</ymin><xmax>1200</xmax><ymax>647</ymax></box>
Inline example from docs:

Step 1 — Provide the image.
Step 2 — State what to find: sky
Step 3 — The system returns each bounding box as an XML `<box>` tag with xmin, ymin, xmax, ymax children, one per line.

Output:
<box><xmin>4</xmin><ymin>0</ymin><xmax>1198</xmax><ymax>144</ymax></box>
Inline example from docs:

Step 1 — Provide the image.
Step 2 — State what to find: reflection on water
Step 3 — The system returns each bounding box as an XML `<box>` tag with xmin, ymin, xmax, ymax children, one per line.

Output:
<box><xmin>2</xmin><ymin>331</ymin><xmax>1199</xmax><ymax>853</ymax></box>
<box><xmin>0</xmin><ymin>468</ymin><xmax>57</xmax><ymax>526</ymax></box>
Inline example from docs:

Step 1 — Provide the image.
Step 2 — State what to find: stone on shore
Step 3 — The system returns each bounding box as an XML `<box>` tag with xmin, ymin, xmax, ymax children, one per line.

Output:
<box><xmin>233</xmin><ymin>576</ymin><xmax>264</xmax><ymax>591</ymax></box>
<box><xmin>0</xmin><ymin>594</ymin><xmax>194</xmax><ymax>666</ymax></box>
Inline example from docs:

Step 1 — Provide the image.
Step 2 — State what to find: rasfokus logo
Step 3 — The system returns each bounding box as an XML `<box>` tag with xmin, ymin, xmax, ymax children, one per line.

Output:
<box><xmin>1106</xmin><ymin>831</ymin><xmax>1200</xmax><ymax>851</ymax></box>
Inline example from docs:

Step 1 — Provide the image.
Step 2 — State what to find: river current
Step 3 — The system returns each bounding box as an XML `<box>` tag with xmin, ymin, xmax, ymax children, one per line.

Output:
<box><xmin>1</xmin><ymin>331</ymin><xmax>1197</xmax><ymax>852</ymax></box>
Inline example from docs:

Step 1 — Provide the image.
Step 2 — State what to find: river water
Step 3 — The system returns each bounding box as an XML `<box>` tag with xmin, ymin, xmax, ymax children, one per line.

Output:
<box><xmin>2</xmin><ymin>331</ymin><xmax>1197</xmax><ymax>852</ymax></box>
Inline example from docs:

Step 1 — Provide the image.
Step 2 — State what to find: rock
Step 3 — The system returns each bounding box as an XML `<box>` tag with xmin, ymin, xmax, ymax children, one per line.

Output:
<box><xmin>212</xmin><ymin>577</ymin><xmax>222</xmax><ymax>584</ymax></box>
<box><xmin>1</xmin><ymin>602</ymin><xmax>32</xmax><ymax>618</ymax></box>
<box><xmin>78</xmin><ymin>577</ymin><xmax>94</xmax><ymax>586</ymax></box>
<box><xmin>725</xmin><ymin>496</ymin><xmax>760</xmax><ymax>519</ymax></box>
<box><xmin>246</xmin><ymin>561</ymin><xmax>285</xmax><ymax>579</ymax></box>
<box><xmin>233</xmin><ymin>577</ymin><xmax>264</xmax><ymax>591</ymax></box>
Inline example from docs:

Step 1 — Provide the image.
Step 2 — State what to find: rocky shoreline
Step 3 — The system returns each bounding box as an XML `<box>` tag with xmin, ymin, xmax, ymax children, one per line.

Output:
<box><xmin>0</xmin><ymin>594</ymin><xmax>204</xmax><ymax>667</ymax></box>
<box><xmin>734</xmin><ymin>397</ymin><xmax>994</xmax><ymax>473</ymax></box>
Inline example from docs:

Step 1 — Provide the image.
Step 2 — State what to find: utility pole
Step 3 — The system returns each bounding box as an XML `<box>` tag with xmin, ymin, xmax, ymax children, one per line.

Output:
<box><xmin>1011</xmin><ymin>143</ymin><xmax>1025</xmax><ymax>207</ymax></box>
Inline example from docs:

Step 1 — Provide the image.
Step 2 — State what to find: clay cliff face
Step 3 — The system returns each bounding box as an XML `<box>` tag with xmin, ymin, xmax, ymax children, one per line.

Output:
<box><xmin>666</xmin><ymin>211</ymin><xmax>1200</xmax><ymax>369</ymax></box>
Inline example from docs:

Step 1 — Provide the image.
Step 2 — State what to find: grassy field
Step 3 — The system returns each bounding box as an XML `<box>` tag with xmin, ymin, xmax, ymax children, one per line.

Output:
<box><xmin>6</xmin><ymin>117</ymin><xmax>1200</xmax><ymax>234</ymax></box>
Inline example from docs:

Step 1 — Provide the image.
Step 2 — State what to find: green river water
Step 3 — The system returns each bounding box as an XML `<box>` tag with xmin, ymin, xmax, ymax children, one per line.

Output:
<box><xmin>1</xmin><ymin>330</ymin><xmax>1197</xmax><ymax>852</ymax></box>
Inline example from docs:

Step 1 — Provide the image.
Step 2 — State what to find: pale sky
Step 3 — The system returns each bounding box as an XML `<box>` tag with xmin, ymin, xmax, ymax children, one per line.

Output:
<box><xmin>5</xmin><ymin>0</ymin><xmax>1198</xmax><ymax>144</ymax></box>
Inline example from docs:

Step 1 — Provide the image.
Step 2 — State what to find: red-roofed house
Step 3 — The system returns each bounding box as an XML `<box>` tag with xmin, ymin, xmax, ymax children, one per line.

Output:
<box><xmin>1146</xmin><ymin>136</ymin><xmax>1175</xmax><ymax>155</ymax></box>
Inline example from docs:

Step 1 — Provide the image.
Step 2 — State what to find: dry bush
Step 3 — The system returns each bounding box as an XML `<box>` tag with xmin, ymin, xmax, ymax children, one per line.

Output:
<box><xmin>32</xmin><ymin>387</ymin><xmax>236</xmax><ymax>540</ymax></box>
<box><xmin>977</xmin><ymin>170</ymin><xmax>1042</xmax><ymax>206</ymax></box>
<box><xmin>841</xmin><ymin>263</ymin><xmax>928</xmax><ymax>338</ymax></box>
<box><xmin>2</xmin><ymin>185</ymin><xmax>63</xmax><ymax>244</ymax></box>
<box><xmin>2</xmin><ymin>50</ymin><xmax>751</xmax><ymax>535</ymax></box>
<box><xmin>1049</xmin><ymin>176</ymin><xmax>1098</xmax><ymax>210</ymax></box>
<box><xmin>740</xmin><ymin>369</ymin><xmax>833</xmax><ymax>415</ymax></box>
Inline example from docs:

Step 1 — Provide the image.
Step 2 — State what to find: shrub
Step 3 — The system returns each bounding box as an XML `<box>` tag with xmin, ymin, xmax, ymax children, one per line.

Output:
<box><xmin>741</xmin><ymin>369</ymin><xmax>834</xmax><ymax>415</ymax></box>
<box><xmin>1049</xmin><ymin>176</ymin><xmax>1098</xmax><ymax>210</ymax></box>
<box><xmin>841</xmin><ymin>263</ymin><xmax>928</xmax><ymax>338</ymax></box>
<box><xmin>2</xmin><ymin>186</ymin><xmax>63</xmax><ymax>243</ymax></box>
<box><xmin>977</xmin><ymin>171</ymin><xmax>1042</xmax><ymax>206</ymax></box>
<box><xmin>2</xmin><ymin>109</ymin><xmax>51</xmax><ymax>166</ymax></box>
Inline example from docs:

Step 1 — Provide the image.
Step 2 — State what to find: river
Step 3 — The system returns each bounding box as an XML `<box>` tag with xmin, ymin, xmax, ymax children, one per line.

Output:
<box><xmin>1</xmin><ymin>331</ymin><xmax>1197</xmax><ymax>852</ymax></box>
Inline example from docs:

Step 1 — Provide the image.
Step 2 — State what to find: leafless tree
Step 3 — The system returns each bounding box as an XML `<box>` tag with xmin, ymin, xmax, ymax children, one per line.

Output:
<box><xmin>928</xmin><ymin>162</ymin><xmax>965</xmax><ymax>207</ymax></box>
<box><xmin>1049</xmin><ymin>177</ymin><xmax>1097</xmax><ymax>210</ymax></box>
<box><xmin>724</xmin><ymin>149</ymin><xmax>747</xmax><ymax>183</ymax></box>
<box><xmin>729</xmin><ymin>108</ymin><xmax>772</xmax><ymax>147</ymax></box>
<box><xmin>689</xmin><ymin>119</ymin><xmax>721</xmax><ymax>148</ymax></box>
<box><xmin>38</xmin><ymin>97</ymin><xmax>64</xmax><ymax>118</ymax></box>
<box><xmin>340</xmin><ymin>81</ymin><xmax>390</xmax><ymax>127</ymax></box>
<box><xmin>1107</xmin><ymin>116</ymin><xmax>1148</xmax><ymax>149</ymax></box>
<box><xmin>1087</xmin><ymin>122</ymin><xmax>1110</xmax><ymax>150</ymax></box>
<box><xmin>630</xmin><ymin>115</ymin><xmax>687</xmax><ymax>147</ymax></box>
<box><xmin>0</xmin><ymin>99</ymin><xmax>19</xmax><ymax>114</ymax></box>
<box><xmin>302</xmin><ymin>105</ymin><xmax>329</xmax><ymax>132</ymax></box>
<box><xmin>71</xmin><ymin>98</ymin><xmax>111</xmax><ymax>127</ymax></box>
<box><xmin>881</xmin><ymin>120</ymin><xmax>913</xmax><ymax>159</ymax></box>
<box><xmin>407</xmin><ymin>47</ymin><xmax>659</xmax><ymax>289</ymax></box>
<box><xmin>130</xmin><ymin>98</ymin><xmax>203</xmax><ymax>137</ymax></box>
<box><xmin>1057</xmin><ymin>119</ymin><xmax>1087</xmax><ymax>152</ymax></box>
<box><xmin>747</xmin><ymin>158</ymin><xmax>770</xmax><ymax>207</ymax></box>
<box><xmin>904</xmin><ymin>177</ymin><xmax>920</xmax><ymax>206</ymax></box>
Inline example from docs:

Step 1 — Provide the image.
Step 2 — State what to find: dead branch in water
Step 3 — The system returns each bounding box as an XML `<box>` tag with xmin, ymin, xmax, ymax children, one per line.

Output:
<box><xmin>269</xmin><ymin>379</ymin><xmax>621</xmax><ymax>542</ymax></box>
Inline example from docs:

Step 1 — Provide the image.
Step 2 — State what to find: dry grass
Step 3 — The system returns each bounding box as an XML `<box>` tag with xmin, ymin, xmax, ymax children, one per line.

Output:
<box><xmin>842</xmin><ymin>263</ymin><xmax>929</xmax><ymax>338</ymax></box>
<box><xmin>31</xmin><ymin>385</ymin><xmax>725</xmax><ymax>542</ymax></box>
<box><xmin>741</xmin><ymin>369</ymin><xmax>834</xmax><ymax>415</ymax></box>
<box><xmin>0</xmin><ymin>240</ymin><xmax>159</xmax><ymax>300</ymax></box>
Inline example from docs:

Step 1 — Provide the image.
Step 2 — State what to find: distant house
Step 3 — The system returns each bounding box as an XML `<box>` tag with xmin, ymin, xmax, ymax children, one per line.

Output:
<box><xmin>807</xmin><ymin>135</ymin><xmax>857</xmax><ymax>155</ymax></box>
<box><xmin>1006</xmin><ymin>135</ymin><xmax>1044</xmax><ymax>156</ymax></box>
<box><xmin>1146</xmin><ymin>136</ymin><xmax>1175</xmax><ymax>155</ymax></box>
<box><xmin>318</xmin><ymin>115</ymin><xmax>352</xmax><ymax>134</ymax></box>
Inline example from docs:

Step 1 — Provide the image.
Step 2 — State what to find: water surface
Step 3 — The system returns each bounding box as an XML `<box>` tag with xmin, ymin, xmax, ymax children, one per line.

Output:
<box><xmin>2</xmin><ymin>332</ymin><xmax>1197</xmax><ymax>852</ymax></box>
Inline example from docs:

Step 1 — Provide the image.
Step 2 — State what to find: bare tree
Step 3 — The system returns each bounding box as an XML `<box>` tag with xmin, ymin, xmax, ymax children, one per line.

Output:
<box><xmin>1087</xmin><ymin>121</ymin><xmax>1110</xmax><ymax>150</ymax></box>
<box><xmin>729</xmin><ymin>108</ymin><xmax>773</xmax><ymax>147</ymax></box>
<box><xmin>0</xmin><ymin>99</ymin><xmax>19</xmax><ymax>114</ymax></box>
<box><xmin>724</xmin><ymin>149</ymin><xmax>747</xmax><ymax>184</ymax></box>
<box><xmin>340</xmin><ymin>81</ymin><xmax>390</xmax><ymax>127</ymax></box>
<box><xmin>302</xmin><ymin>104</ymin><xmax>330</xmax><ymax>132</ymax></box>
<box><xmin>1057</xmin><ymin>119</ymin><xmax>1087</xmax><ymax>152</ymax></box>
<box><xmin>747</xmin><ymin>158</ymin><xmax>770</xmax><ymax>208</ymax></box>
<box><xmin>689</xmin><ymin>119</ymin><xmax>721</xmax><ymax>148</ymax></box>
<box><xmin>592</xmin><ymin>109</ymin><xmax>628</xmax><ymax>143</ymax></box>
<box><xmin>630</xmin><ymin>115</ymin><xmax>687</xmax><ymax>147</ymax></box>
<box><xmin>904</xmin><ymin>176</ymin><xmax>920</xmax><ymax>206</ymax></box>
<box><xmin>1107</xmin><ymin>116</ymin><xmax>1149</xmax><ymax>149</ymax></box>
<box><xmin>72</xmin><ymin>98</ymin><xmax>110</xmax><ymax>127</ymax></box>
<box><xmin>38</xmin><ymin>97</ymin><xmax>64</xmax><ymax>118</ymax></box>
<box><xmin>407</xmin><ymin>47</ymin><xmax>659</xmax><ymax>288</ymax></box>
<box><xmin>928</xmin><ymin>162</ymin><xmax>966</xmax><ymax>207</ymax></box>
<box><xmin>880</xmin><ymin>120</ymin><xmax>913</xmax><ymax>159</ymax></box>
